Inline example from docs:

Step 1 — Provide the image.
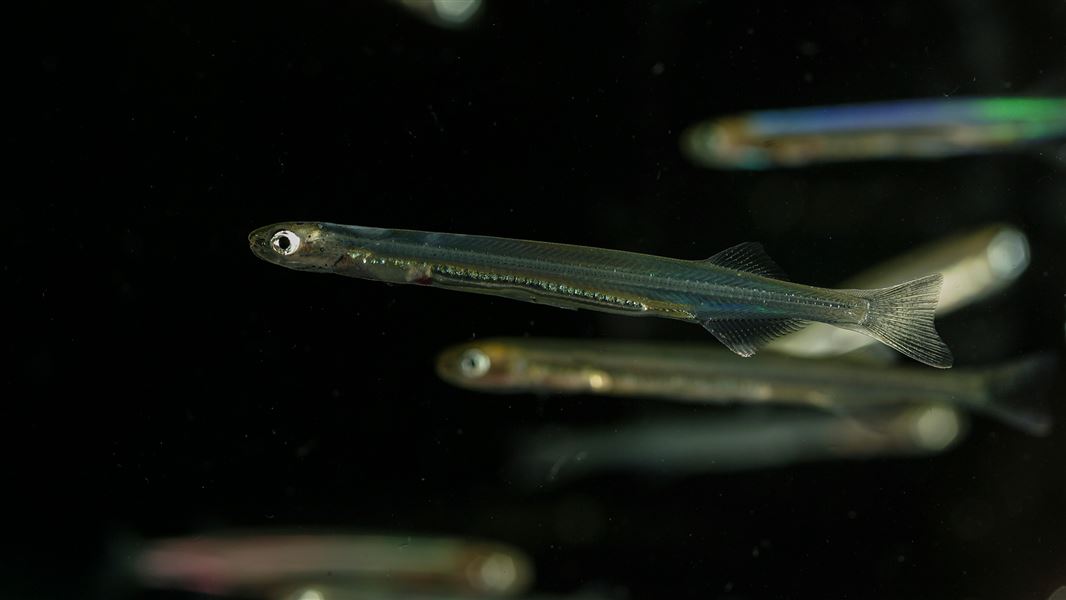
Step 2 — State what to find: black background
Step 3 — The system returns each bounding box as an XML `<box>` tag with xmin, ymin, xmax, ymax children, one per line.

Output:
<box><xmin>14</xmin><ymin>1</ymin><xmax>1066</xmax><ymax>599</ymax></box>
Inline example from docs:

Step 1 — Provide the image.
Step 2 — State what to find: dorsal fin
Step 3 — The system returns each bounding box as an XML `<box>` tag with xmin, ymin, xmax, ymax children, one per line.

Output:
<box><xmin>704</xmin><ymin>242</ymin><xmax>789</xmax><ymax>280</ymax></box>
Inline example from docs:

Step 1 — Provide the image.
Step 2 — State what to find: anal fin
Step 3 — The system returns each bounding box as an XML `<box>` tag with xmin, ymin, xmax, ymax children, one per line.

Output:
<box><xmin>702</xmin><ymin>318</ymin><xmax>808</xmax><ymax>357</ymax></box>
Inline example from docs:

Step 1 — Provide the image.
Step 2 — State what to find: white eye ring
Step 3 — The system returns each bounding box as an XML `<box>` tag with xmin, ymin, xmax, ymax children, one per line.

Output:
<box><xmin>459</xmin><ymin>349</ymin><xmax>491</xmax><ymax>378</ymax></box>
<box><xmin>270</xmin><ymin>230</ymin><xmax>301</xmax><ymax>256</ymax></box>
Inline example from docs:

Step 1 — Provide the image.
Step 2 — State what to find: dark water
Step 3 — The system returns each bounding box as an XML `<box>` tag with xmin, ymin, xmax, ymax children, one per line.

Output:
<box><xmin>16</xmin><ymin>1</ymin><xmax>1066</xmax><ymax>599</ymax></box>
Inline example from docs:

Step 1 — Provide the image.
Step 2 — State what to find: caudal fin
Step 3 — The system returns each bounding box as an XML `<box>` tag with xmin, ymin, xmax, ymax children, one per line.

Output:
<box><xmin>849</xmin><ymin>273</ymin><xmax>954</xmax><ymax>369</ymax></box>
<box><xmin>978</xmin><ymin>354</ymin><xmax>1056</xmax><ymax>436</ymax></box>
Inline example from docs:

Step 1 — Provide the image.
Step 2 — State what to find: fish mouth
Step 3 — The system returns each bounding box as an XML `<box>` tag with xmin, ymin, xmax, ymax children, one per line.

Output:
<box><xmin>434</xmin><ymin>347</ymin><xmax>465</xmax><ymax>383</ymax></box>
<box><xmin>247</xmin><ymin>225</ymin><xmax>278</xmax><ymax>260</ymax></box>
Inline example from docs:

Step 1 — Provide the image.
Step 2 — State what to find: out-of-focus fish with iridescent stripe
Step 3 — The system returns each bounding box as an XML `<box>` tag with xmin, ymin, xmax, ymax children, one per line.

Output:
<box><xmin>682</xmin><ymin>97</ymin><xmax>1066</xmax><ymax>168</ymax></box>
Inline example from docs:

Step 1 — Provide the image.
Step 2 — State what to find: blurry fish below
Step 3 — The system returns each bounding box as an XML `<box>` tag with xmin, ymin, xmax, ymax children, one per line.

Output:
<box><xmin>132</xmin><ymin>532</ymin><xmax>533</xmax><ymax>598</ymax></box>
<box><xmin>278</xmin><ymin>585</ymin><xmax>608</xmax><ymax>600</ymax></box>
<box><xmin>437</xmin><ymin>338</ymin><xmax>1054</xmax><ymax>435</ymax></box>
<box><xmin>514</xmin><ymin>404</ymin><xmax>968</xmax><ymax>485</ymax></box>
<box><xmin>768</xmin><ymin>223</ymin><xmax>1030</xmax><ymax>360</ymax></box>
<box><xmin>681</xmin><ymin>96</ymin><xmax>1066</xmax><ymax>169</ymax></box>
<box><xmin>390</xmin><ymin>0</ymin><xmax>482</xmax><ymax>28</ymax></box>
<box><xmin>249</xmin><ymin>223</ymin><xmax>953</xmax><ymax>368</ymax></box>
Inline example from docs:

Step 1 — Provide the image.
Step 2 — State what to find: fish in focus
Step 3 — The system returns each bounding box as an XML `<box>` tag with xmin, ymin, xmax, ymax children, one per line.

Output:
<box><xmin>436</xmin><ymin>338</ymin><xmax>1052</xmax><ymax>435</ymax></box>
<box><xmin>682</xmin><ymin>97</ymin><xmax>1066</xmax><ymax>169</ymax></box>
<box><xmin>249</xmin><ymin>223</ymin><xmax>953</xmax><ymax>367</ymax></box>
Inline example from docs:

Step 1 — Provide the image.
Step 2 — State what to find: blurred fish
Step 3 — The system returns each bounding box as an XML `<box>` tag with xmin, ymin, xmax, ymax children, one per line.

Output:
<box><xmin>249</xmin><ymin>223</ymin><xmax>953</xmax><ymax>367</ymax></box>
<box><xmin>436</xmin><ymin>338</ymin><xmax>1052</xmax><ymax>434</ymax></box>
<box><xmin>1049</xmin><ymin>586</ymin><xmax>1066</xmax><ymax>600</ymax></box>
<box><xmin>515</xmin><ymin>404</ymin><xmax>968</xmax><ymax>484</ymax></box>
<box><xmin>390</xmin><ymin>0</ymin><xmax>482</xmax><ymax>28</ymax></box>
<box><xmin>682</xmin><ymin>97</ymin><xmax>1066</xmax><ymax>169</ymax></box>
<box><xmin>278</xmin><ymin>586</ymin><xmax>606</xmax><ymax>600</ymax></box>
<box><xmin>769</xmin><ymin>224</ymin><xmax>1030</xmax><ymax>360</ymax></box>
<box><xmin>133</xmin><ymin>532</ymin><xmax>532</xmax><ymax>597</ymax></box>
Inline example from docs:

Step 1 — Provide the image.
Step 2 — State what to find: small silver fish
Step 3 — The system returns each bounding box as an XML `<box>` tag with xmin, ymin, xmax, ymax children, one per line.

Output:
<box><xmin>436</xmin><ymin>338</ymin><xmax>1052</xmax><ymax>435</ymax></box>
<box><xmin>249</xmin><ymin>222</ymin><xmax>952</xmax><ymax>367</ymax></box>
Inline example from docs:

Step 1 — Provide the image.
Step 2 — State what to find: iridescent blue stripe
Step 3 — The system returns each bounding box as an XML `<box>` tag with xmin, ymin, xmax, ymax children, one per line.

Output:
<box><xmin>748</xmin><ymin>98</ymin><xmax>988</xmax><ymax>136</ymax></box>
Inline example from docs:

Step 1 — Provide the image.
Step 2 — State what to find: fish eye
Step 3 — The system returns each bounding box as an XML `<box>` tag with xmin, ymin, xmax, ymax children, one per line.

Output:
<box><xmin>270</xmin><ymin>230</ymin><xmax>301</xmax><ymax>256</ymax></box>
<box><xmin>458</xmin><ymin>349</ymin><xmax>491</xmax><ymax>378</ymax></box>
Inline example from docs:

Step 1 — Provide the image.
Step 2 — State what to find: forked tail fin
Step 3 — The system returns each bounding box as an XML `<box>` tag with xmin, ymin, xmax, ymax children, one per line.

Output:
<box><xmin>978</xmin><ymin>353</ymin><xmax>1056</xmax><ymax>436</ymax></box>
<box><xmin>849</xmin><ymin>273</ymin><xmax>953</xmax><ymax>368</ymax></box>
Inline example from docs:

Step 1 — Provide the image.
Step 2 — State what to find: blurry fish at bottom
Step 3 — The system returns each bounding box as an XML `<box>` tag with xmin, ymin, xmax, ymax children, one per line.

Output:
<box><xmin>130</xmin><ymin>531</ymin><xmax>532</xmax><ymax>598</ymax></box>
<box><xmin>279</xmin><ymin>585</ymin><xmax>608</xmax><ymax>600</ymax></box>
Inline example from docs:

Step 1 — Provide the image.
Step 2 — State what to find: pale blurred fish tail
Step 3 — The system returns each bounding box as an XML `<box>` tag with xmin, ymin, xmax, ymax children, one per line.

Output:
<box><xmin>845</xmin><ymin>274</ymin><xmax>953</xmax><ymax>368</ymax></box>
<box><xmin>978</xmin><ymin>353</ymin><xmax>1057</xmax><ymax>436</ymax></box>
